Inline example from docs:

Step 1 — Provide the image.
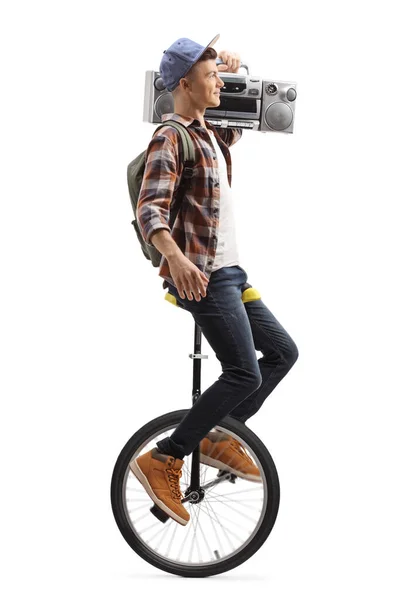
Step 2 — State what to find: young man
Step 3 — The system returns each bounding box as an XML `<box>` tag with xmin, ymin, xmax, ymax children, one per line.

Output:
<box><xmin>131</xmin><ymin>35</ymin><xmax>299</xmax><ymax>526</ymax></box>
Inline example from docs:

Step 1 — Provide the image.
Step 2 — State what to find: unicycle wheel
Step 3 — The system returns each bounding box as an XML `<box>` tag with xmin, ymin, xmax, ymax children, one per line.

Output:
<box><xmin>110</xmin><ymin>409</ymin><xmax>280</xmax><ymax>577</ymax></box>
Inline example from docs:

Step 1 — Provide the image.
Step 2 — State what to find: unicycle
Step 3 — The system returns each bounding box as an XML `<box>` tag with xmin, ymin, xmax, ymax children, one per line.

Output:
<box><xmin>110</xmin><ymin>286</ymin><xmax>280</xmax><ymax>578</ymax></box>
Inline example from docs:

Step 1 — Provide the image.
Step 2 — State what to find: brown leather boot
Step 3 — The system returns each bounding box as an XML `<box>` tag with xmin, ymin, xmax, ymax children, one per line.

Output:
<box><xmin>199</xmin><ymin>432</ymin><xmax>262</xmax><ymax>482</ymax></box>
<box><xmin>129</xmin><ymin>448</ymin><xmax>190</xmax><ymax>526</ymax></box>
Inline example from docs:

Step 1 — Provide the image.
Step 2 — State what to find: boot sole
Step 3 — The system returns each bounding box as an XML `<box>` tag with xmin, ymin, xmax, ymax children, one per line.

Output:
<box><xmin>129</xmin><ymin>459</ymin><xmax>189</xmax><ymax>526</ymax></box>
<box><xmin>199</xmin><ymin>453</ymin><xmax>262</xmax><ymax>482</ymax></box>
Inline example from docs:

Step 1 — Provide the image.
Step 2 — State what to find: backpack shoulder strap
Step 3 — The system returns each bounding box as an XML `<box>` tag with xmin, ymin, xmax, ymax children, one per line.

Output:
<box><xmin>152</xmin><ymin>120</ymin><xmax>196</xmax><ymax>216</ymax></box>
<box><xmin>152</xmin><ymin>120</ymin><xmax>195</xmax><ymax>174</ymax></box>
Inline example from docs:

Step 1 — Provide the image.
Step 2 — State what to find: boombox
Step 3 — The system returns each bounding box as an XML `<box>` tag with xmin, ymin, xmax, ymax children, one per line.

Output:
<box><xmin>143</xmin><ymin>60</ymin><xmax>297</xmax><ymax>134</ymax></box>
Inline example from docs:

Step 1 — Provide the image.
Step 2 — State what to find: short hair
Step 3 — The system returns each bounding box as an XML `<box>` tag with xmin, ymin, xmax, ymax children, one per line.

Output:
<box><xmin>193</xmin><ymin>46</ymin><xmax>218</xmax><ymax>67</ymax></box>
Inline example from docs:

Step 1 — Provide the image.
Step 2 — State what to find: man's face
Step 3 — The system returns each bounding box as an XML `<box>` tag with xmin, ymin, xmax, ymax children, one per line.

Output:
<box><xmin>184</xmin><ymin>59</ymin><xmax>224</xmax><ymax>108</ymax></box>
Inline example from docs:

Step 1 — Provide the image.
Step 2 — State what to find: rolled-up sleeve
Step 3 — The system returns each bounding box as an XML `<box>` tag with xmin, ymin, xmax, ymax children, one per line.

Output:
<box><xmin>217</xmin><ymin>127</ymin><xmax>243</xmax><ymax>147</ymax></box>
<box><xmin>137</xmin><ymin>134</ymin><xmax>178</xmax><ymax>247</ymax></box>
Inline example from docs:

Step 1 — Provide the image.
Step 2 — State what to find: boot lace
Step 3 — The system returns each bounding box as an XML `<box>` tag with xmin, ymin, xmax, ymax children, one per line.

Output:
<box><xmin>166</xmin><ymin>466</ymin><xmax>183</xmax><ymax>500</ymax></box>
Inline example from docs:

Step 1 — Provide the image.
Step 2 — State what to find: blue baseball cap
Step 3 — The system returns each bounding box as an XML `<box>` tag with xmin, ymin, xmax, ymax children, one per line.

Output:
<box><xmin>160</xmin><ymin>34</ymin><xmax>220</xmax><ymax>92</ymax></box>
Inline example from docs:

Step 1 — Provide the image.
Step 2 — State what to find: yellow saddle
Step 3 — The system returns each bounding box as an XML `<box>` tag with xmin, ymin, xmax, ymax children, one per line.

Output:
<box><xmin>164</xmin><ymin>283</ymin><xmax>261</xmax><ymax>308</ymax></box>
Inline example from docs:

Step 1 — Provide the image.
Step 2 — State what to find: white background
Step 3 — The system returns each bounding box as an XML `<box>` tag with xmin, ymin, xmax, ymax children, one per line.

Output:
<box><xmin>1</xmin><ymin>0</ymin><xmax>399</xmax><ymax>596</ymax></box>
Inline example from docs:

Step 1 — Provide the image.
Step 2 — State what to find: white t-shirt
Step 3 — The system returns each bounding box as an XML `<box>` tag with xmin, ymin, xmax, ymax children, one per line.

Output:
<box><xmin>207</xmin><ymin>129</ymin><xmax>240</xmax><ymax>272</ymax></box>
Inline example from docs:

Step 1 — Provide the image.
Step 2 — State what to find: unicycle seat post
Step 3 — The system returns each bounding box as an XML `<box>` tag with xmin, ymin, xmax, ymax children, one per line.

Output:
<box><xmin>187</xmin><ymin>321</ymin><xmax>208</xmax><ymax>491</ymax></box>
<box><xmin>189</xmin><ymin>321</ymin><xmax>207</xmax><ymax>405</ymax></box>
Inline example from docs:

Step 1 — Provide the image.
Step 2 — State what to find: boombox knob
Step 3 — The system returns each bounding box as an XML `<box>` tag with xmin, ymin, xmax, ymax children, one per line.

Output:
<box><xmin>287</xmin><ymin>88</ymin><xmax>297</xmax><ymax>101</ymax></box>
<box><xmin>154</xmin><ymin>76</ymin><xmax>166</xmax><ymax>91</ymax></box>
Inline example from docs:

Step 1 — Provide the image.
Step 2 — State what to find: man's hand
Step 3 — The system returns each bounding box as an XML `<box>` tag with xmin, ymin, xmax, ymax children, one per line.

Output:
<box><xmin>168</xmin><ymin>254</ymin><xmax>209</xmax><ymax>302</ymax></box>
<box><xmin>217</xmin><ymin>50</ymin><xmax>241</xmax><ymax>73</ymax></box>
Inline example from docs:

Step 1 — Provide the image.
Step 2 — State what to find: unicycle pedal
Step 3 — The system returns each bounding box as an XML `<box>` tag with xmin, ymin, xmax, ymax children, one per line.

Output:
<box><xmin>217</xmin><ymin>469</ymin><xmax>237</xmax><ymax>483</ymax></box>
<box><xmin>149</xmin><ymin>503</ymin><xmax>170</xmax><ymax>523</ymax></box>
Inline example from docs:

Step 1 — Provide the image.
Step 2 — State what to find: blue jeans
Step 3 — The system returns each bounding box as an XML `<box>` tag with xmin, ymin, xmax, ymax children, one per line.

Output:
<box><xmin>156</xmin><ymin>265</ymin><xmax>299</xmax><ymax>459</ymax></box>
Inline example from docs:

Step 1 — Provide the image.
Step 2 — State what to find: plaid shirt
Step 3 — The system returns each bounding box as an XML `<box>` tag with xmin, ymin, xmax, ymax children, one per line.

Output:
<box><xmin>137</xmin><ymin>112</ymin><xmax>243</xmax><ymax>290</ymax></box>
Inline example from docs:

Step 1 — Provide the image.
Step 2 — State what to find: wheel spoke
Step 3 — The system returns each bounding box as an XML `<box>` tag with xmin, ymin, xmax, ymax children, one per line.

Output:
<box><xmin>204</xmin><ymin>492</ymin><xmax>260</xmax><ymax>525</ymax></box>
<box><xmin>197</xmin><ymin>498</ymin><xmax>239</xmax><ymax>549</ymax></box>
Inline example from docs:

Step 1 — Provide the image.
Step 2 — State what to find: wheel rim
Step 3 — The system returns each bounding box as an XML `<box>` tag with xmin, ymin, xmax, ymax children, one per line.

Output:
<box><xmin>121</xmin><ymin>423</ymin><xmax>268</xmax><ymax>567</ymax></box>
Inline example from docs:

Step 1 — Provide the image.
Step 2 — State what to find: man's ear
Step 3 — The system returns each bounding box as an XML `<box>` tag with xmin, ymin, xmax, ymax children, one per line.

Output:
<box><xmin>181</xmin><ymin>77</ymin><xmax>191</xmax><ymax>92</ymax></box>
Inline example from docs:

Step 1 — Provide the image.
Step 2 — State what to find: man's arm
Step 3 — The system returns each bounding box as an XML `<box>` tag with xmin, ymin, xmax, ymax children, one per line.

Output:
<box><xmin>216</xmin><ymin>127</ymin><xmax>243</xmax><ymax>147</ymax></box>
<box><xmin>215</xmin><ymin>50</ymin><xmax>243</xmax><ymax>147</ymax></box>
<box><xmin>137</xmin><ymin>134</ymin><xmax>178</xmax><ymax>248</ymax></box>
<box><xmin>149</xmin><ymin>228</ymin><xmax>183</xmax><ymax>260</ymax></box>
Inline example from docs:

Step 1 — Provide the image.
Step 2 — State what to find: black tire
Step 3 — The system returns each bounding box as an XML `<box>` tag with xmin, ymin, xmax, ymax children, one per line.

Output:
<box><xmin>110</xmin><ymin>409</ymin><xmax>280</xmax><ymax>577</ymax></box>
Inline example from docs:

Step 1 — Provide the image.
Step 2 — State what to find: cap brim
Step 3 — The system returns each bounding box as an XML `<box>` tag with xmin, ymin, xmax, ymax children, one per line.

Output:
<box><xmin>206</xmin><ymin>33</ymin><xmax>220</xmax><ymax>49</ymax></box>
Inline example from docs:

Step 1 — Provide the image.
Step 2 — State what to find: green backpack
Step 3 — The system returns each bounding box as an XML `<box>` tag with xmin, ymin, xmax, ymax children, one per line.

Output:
<box><xmin>127</xmin><ymin>120</ymin><xmax>196</xmax><ymax>267</ymax></box>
